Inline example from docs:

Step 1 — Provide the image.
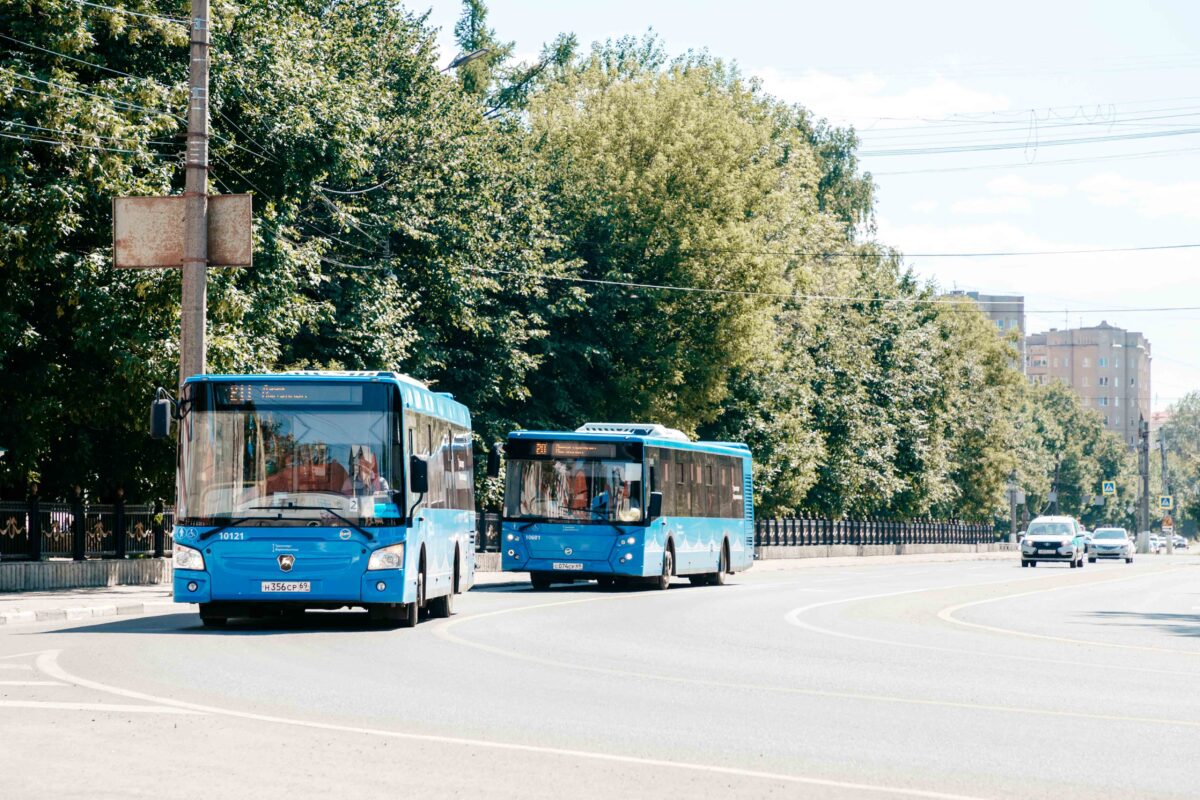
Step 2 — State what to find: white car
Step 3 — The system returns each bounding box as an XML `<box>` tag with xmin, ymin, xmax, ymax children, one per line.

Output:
<box><xmin>1087</xmin><ymin>528</ymin><xmax>1133</xmax><ymax>563</ymax></box>
<box><xmin>1021</xmin><ymin>516</ymin><xmax>1087</xmax><ymax>568</ymax></box>
<box><xmin>1172</xmin><ymin>534</ymin><xmax>1188</xmax><ymax>550</ymax></box>
<box><xmin>1149</xmin><ymin>534</ymin><xmax>1164</xmax><ymax>553</ymax></box>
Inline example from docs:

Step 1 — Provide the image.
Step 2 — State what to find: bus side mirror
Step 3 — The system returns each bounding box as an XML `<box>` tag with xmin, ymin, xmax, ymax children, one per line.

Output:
<box><xmin>486</xmin><ymin>443</ymin><xmax>502</xmax><ymax>478</ymax></box>
<box><xmin>648</xmin><ymin>491</ymin><xmax>663</xmax><ymax>520</ymax></box>
<box><xmin>409</xmin><ymin>455</ymin><xmax>429</xmax><ymax>495</ymax></box>
<box><xmin>149</xmin><ymin>398</ymin><xmax>172</xmax><ymax>439</ymax></box>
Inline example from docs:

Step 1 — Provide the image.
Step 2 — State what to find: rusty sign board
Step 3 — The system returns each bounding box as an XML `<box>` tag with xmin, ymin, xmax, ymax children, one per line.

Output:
<box><xmin>113</xmin><ymin>194</ymin><xmax>253</xmax><ymax>268</ymax></box>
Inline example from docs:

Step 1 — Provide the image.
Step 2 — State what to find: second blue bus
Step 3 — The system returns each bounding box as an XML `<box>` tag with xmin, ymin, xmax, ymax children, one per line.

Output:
<box><xmin>499</xmin><ymin>423</ymin><xmax>754</xmax><ymax>589</ymax></box>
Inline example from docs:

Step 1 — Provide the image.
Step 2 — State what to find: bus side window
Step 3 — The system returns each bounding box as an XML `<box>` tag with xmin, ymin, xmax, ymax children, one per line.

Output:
<box><xmin>700</xmin><ymin>455</ymin><xmax>710</xmax><ymax>520</ymax></box>
<box><xmin>659</xmin><ymin>455</ymin><xmax>672</xmax><ymax>516</ymax></box>
<box><xmin>676</xmin><ymin>460</ymin><xmax>686</xmax><ymax>515</ymax></box>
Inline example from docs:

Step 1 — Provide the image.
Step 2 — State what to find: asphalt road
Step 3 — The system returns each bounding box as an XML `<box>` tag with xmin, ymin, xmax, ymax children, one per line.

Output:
<box><xmin>2</xmin><ymin>554</ymin><xmax>1199</xmax><ymax>799</ymax></box>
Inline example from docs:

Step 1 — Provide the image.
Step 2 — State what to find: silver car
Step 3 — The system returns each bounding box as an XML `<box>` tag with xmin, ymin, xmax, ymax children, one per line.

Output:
<box><xmin>1087</xmin><ymin>528</ymin><xmax>1133</xmax><ymax>563</ymax></box>
<box><xmin>1021</xmin><ymin>516</ymin><xmax>1087</xmax><ymax>568</ymax></box>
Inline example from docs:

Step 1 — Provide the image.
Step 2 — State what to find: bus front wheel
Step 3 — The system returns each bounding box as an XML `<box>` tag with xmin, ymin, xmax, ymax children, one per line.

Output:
<box><xmin>655</xmin><ymin>548</ymin><xmax>674</xmax><ymax>591</ymax></box>
<box><xmin>530</xmin><ymin>572</ymin><xmax>553</xmax><ymax>591</ymax></box>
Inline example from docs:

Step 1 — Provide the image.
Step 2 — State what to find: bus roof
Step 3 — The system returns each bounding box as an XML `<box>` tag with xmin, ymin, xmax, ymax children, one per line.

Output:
<box><xmin>185</xmin><ymin>370</ymin><xmax>470</xmax><ymax>427</ymax></box>
<box><xmin>508</xmin><ymin>428</ymin><xmax>751</xmax><ymax>459</ymax></box>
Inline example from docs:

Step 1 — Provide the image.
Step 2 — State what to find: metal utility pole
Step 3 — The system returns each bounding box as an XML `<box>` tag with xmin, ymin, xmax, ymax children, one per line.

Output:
<box><xmin>180</xmin><ymin>0</ymin><xmax>210</xmax><ymax>388</ymax></box>
<box><xmin>1160</xmin><ymin>433</ymin><xmax>1173</xmax><ymax>555</ymax></box>
<box><xmin>1138</xmin><ymin>416</ymin><xmax>1150</xmax><ymax>553</ymax></box>
<box><xmin>1007</xmin><ymin>470</ymin><xmax>1020</xmax><ymax>544</ymax></box>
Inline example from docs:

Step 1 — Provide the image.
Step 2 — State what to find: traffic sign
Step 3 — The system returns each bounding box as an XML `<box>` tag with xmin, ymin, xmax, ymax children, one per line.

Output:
<box><xmin>1160</xmin><ymin>495</ymin><xmax>1174</xmax><ymax>510</ymax></box>
<box><xmin>1102</xmin><ymin>480</ymin><xmax>1116</xmax><ymax>496</ymax></box>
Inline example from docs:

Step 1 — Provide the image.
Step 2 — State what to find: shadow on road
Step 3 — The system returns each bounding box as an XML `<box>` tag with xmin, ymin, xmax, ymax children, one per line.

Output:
<box><xmin>37</xmin><ymin>611</ymin><xmax>431</xmax><ymax>636</ymax></box>
<box><xmin>1085</xmin><ymin>610</ymin><xmax>1200</xmax><ymax>639</ymax></box>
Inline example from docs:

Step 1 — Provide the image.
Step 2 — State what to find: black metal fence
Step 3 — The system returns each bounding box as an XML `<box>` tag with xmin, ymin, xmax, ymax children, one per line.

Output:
<box><xmin>0</xmin><ymin>498</ymin><xmax>173</xmax><ymax>561</ymax></box>
<box><xmin>754</xmin><ymin>516</ymin><xmax>995</xmax><ymax>547</ymax></box>
<box><xmin>1</xmin><ymin>507</ymin><xmax>990</xmax><ymax>561</ymax></box>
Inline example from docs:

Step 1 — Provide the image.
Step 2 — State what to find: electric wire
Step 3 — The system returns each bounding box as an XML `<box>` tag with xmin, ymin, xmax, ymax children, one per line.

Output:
<box><xmin>0</xmin><ymin>118</ymin><xmax>178</xmax><ymax>147</ymax></box>
<box><xmin>65</xmin><ymin>0</ymin><xmax>188</xmax><ymax>25</ymax></box>
<box><xmin>0</xmin><ymin>129</ymin><xmax>176</xmax><ymax>157</ymax></box>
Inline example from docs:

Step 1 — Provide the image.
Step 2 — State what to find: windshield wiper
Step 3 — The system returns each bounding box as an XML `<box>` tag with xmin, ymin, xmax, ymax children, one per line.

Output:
<box><xmin>248</xmin><ymin>504</ymin><xmax>375</xmax><ymax>541</ymax></box>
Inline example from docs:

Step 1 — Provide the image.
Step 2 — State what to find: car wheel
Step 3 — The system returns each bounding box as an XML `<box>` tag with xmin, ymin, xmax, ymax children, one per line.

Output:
<box><xmin>1070</xmin><ymin>558</ymin><xmax>1077</xmax><ymax>569</ymax></box>
<box><xmin>1021</xmin><ymin>559</ymin><xmax>1029</xmax><ymax>568</ymax></box>
<box><xmin>1088</xmin><ymin>557</ymin><xmax>1096</xmax><ymax>563</ymax></box>
<box><xmin>1029</xmin><ymin>561</ymin><xmax>1037</xmax><ymax>567</ymax></box>
<box><xmin>1126</xmin><ymin>557</ymin><xmax>1133</xmax><ymax>564</ymax></box>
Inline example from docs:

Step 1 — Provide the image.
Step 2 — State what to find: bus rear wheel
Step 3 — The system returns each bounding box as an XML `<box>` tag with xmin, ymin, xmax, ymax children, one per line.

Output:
<box><xmin>709</xmin><ymin>545</ymin><xmax>729</xmax><ymax>586</ymax></box>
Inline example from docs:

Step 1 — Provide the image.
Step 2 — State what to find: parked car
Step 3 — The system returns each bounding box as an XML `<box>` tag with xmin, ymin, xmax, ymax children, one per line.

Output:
<box><xmin>1020</xmin><ymin>516</ymin><xmax>1087</xmax><ymax>568</ymax></box>
<box><xmin>1172</xmin><ymin>534</ymin><xmax>1187</xmax><ymax>550</ymax></box>
<box><xmin>1088</xmin><ymin>528</ymin><xmax>1133</xmax><ymax>564</ymax></box>
<box><xmin>1149</xmin><ymin>534</ymin><xmax>1164</xmax><ymax>553</ymax></box>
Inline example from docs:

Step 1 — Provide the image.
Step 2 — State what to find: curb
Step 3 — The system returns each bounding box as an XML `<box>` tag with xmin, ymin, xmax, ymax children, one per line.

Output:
<box><xmin>0</xmin><ymin>601</ymin><xmax>175</xmax><ymax>626</ymax></box>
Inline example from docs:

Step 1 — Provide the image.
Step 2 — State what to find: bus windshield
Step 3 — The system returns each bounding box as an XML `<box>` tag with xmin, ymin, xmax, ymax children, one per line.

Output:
<box><xmin>505</xmin><ymin>458</ymin><xmax>644</xmax><ymax>524</ymax></box>
<box><xmin>178</xmin><ymin>382</ymin><xmax>398</xmax><ymax>526</ymax></box>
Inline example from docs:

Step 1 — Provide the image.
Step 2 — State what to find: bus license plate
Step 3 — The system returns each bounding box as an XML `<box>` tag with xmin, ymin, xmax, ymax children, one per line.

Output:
<box><xmin>261</xmin><ymin>581</ymin><xmax>311</xmax><ymax>593</ymax></box>
<box><xmin>552</xmin><ymin>562</ymin><xmax>583</xmax><ymax>571</ymax></box>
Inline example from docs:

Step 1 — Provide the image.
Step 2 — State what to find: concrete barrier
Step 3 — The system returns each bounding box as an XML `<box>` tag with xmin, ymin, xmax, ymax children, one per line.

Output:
<box><xmin>0</xmin><ymin>559</ymin><xmax>172</xmax><ymax>592</ymax></box>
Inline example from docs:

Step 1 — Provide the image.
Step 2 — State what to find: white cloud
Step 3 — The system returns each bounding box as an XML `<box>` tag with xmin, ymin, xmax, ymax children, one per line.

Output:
<box><xmin>751</xmin><ymin>68</ymin><xmax>1008</xmax><ymax>123</ymax></box>
<box><xmin>950</xmin><ymin>195</ymin><xmax>1032</xmax><ymax>215</ymax></box>
<box><xmin>911</xmin><ymin>199</ymin><xmax>939</xmax><ymax>213</ymax></box>
<box><xmin>1078</xmin><ymin>172</ymin><xmax>1200</xmax><ymax>221</ymax></box>
<box><xmin>985</xmin><ymin>174</ymin><xmax>1068</xmax><ymax>199</ymax></box>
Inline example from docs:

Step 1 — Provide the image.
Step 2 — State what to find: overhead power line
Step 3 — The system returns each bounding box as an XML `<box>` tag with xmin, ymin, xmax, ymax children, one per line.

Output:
<box><xmin>860</xmin><ymin>125</ymin><xmax>1200</xmax><ymax>157</ymax></box>
<box><xmin>573</xmin><ymin>241</ymin><xmax>1200</xmax><ymax>259</ymax></box>
<box><xmin>0</xmin><ymin>129</ymin><xmax>176</xmax><ymax>157</ymax></box>
<box><xmin>65</xmin><ymin>0</ymin><xmax>187</xmax><ymax>25</ymax></box>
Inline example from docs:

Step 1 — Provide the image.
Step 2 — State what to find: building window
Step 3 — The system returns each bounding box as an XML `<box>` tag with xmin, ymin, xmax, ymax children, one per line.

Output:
<box><xmin>1115</xmin><ymin>396</ymin><xmax>1120</xmax><ymax>407</ymax></box>
<box><xmin>1099</xmin><ymin>397</ymin><xmax>1108</xmax><ymax>406</ymax></box>
<box><xmin>1098</xmin><ymin>377</ymin><xmax>1108</xmax><ymax>386</ymax></box>
<box><xmin>1082</xmin><ymin>357</ymin><xmax>1091</xmax><ymax>368</ymax></box>
<box><xmin>1130</xmin><ymin>378</ymin><xmax>1136</xmax><ymax>386</ymax></box>
<box><xmin>1064</xmin><ymin>357</ymin><xmax>1070</xmax><ymax>368</ymax></box>
<box><xmin>996</xmin><ymin>319</ymin><xmax>1005</xmax><ymax>330</ymax></box>
<box><xmin>1098</xmin><ymin>357</ymin><xmax>1107</xmax><ymax>367</ymax></box>
<box><xmin>1082</xmin><ymin>376</ymin><xmax>1089</xmax><ymax>387</ymax></box>
<box><xmin>1052</xmin><ymin>358</ymin><xmax>1059</xmax><ymax>368</ymax></box>
<box><xmin>1114</xmin><ymin>358</ymin><xmax>1120</xmax><ymax>368</ymax></box>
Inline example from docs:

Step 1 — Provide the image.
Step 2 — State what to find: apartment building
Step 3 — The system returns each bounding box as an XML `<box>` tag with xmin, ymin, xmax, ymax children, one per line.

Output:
<box><xmin>1025</xmin><ymin>321</ymin><xmax>1152</xmax><ymax>447</ymax></box>
<box><xmin>949</xmin><ymin>291</ymin><xmax>1026</xmax><ymax>371</ymax></box>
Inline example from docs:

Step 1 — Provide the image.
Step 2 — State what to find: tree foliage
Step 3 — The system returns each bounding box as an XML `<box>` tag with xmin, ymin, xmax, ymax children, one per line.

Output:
<box><xmin>0</xmin><ymin>0</ymin><xmax>1158</xmax><ymax>527</ymax></box>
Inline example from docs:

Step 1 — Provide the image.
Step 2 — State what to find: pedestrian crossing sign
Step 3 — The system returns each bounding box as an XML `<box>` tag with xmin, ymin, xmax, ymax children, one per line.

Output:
<box><xmin>1160</xmin><ymin>495</ymin><xmax>1173</xmax><ymax>510</ymax></box>
<box><xmin>1101</xmin><ymin>480</ymin><xmax>1116</xmax><ymax>496</ymax></box>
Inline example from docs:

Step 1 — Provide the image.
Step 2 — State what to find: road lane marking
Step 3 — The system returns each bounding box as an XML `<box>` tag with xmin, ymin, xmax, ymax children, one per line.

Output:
<box><xmin>431</xmin><ymin>577</ymin><xmax>1200</xmax><ymax>729</ymax></box>
<box><xmin>0</xmin><ymin>680</ymin><xmax>66</xmax><ymax>686</ymax></box>
<box><xmin>784</xmin><ymin>570</ymin><xmax>1200</xmax><ymax>677</ymax></box>
<box><xmin>937</xmin><ymin>568</ymin><xmax>1200</xmax><ymax>656</ymax></box>
<box><xmin>33</xmin><ymin>651</ymin><xmax>982</xmax><ymax>799</ymax></box>
<box><xmin>0</xmin><ymin>700</ymin><xmax>200</xmax><ymax>714</ymax></box>
<box><xmin>0</xmin><ymin>663</ymin><xmax>33</xmax><ymax>671</ymax></box>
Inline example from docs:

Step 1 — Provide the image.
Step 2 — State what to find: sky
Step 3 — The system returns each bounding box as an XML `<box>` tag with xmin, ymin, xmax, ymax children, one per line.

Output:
<box><xmin>421</xmin><ymin>0</ymin><xmax>1199</xmax><ymax>411</ymax></box>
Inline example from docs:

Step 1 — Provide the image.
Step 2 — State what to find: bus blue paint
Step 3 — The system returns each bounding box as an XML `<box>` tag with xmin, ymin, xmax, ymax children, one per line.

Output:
<box><xmin>500</xmin><ymin>424</ymin><xmax>754</xmax><ymax>586</ymax></box>
<box><xmin>171</xmin><ymin>371</ymin><xmax>475</xmax><ymax>625</ymax></box>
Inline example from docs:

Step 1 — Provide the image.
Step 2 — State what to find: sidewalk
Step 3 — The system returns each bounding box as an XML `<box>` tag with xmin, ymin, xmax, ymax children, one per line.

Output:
<box><xmin>0</xmin><ymin>584</ymin><xmax>175</xmax><ymax>626</ymax></box>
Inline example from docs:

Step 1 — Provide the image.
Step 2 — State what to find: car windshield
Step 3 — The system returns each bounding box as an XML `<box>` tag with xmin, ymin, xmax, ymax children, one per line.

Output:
<box><xmin>505</xmin><ymin>458</ymin><xmax>644</xmax><ymax>523</ymax></box>
<box><xmin>178</xmin><ymin>381</ymin><xmax>398</xmax><ymax>526</ymax></box>
<box><xmin>1094</xmin><ymin>529</ymin><xmax>1127</xmax><ymax>539</ymax></box>
<box><xmin>1026</xmin><ymin>522</ymin><xmax>1073</xmax><ymax>536</ymax></box>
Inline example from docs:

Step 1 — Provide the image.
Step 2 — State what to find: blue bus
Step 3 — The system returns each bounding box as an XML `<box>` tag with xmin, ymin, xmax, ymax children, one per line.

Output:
<box><xmin>498</xmin><ymin>423</ymin><xmax>754</xmax><ymax>589</ymax></box>
<box><xmin>157</xmin><ymin>371</ymin><xmax>476</xmax><ymax>627</ymax></box>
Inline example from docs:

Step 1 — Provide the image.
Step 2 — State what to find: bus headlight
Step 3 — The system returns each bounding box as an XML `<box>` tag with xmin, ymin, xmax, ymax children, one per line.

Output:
<box><xmin>174</xmin><ymin>544</ymin><xmax>205</xmax><ymax>571</ymax></box>
<box><xmin>367</xmin><ymin>543</ymin><xmax>405</xmax><ymax>571</ymax></box>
